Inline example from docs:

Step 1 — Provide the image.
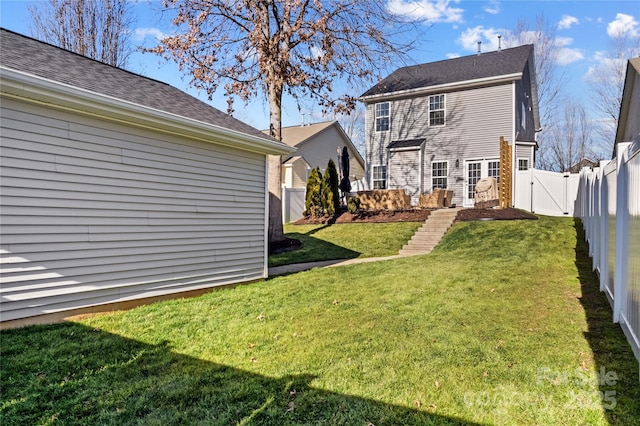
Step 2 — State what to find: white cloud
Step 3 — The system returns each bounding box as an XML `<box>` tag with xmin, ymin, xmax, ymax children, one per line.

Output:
<box><xmin>586</xmin><ymin>51</ymin><xmax>626</xmax><ymax>84</ymax></box>
<box><xmin>457</xmin><ymin>26</ymin><xmax>507</xmax><ymax>52</ymax></box>
<box><xmin>387</xmin><ymin>0</ymin><xmax>464</xmax><ymax>23</ymax></box>
<box><xmin>134</xmin><ymin>27</ymin><xmax>167</xmax><ymax>41</ymax></box>
<box><xmin>558</xmin><ymin>15</ymin><xmax>579</xmax><ymax>30</ymax></box>
<box><xmin>554</xmin><ymin>37</ymin><xmax>584</xmax><ymax>65</ymax></box>
<box><xmin>445</xmin><ymin>53</ymin><xmax>461</xmax><ymax>59</ymax></box>
<box><xmin>607</xmin><ymin>13</ymin><xmax>640</xmax><ymax>38</ymax></box>
<box><xmin>556</xmin><ymin>47</ymin><xmax>584</xmax><ymax>65</ymax></box>
<box><xmin>483</xmin><ymin>0</ymin><xmax>500</xmax><ymax>15</ymax></box>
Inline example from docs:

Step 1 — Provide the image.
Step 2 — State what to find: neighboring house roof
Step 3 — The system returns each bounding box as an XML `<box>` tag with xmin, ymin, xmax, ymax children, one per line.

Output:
<box><xmin>565</xmin><ymin>158</ymin><xmax>598</xmax><ymax>174</ymax></box>
<box><xmin>387</xmin><ymin>139</ymin><xmax>425</xmax><ymax>149</ymax></box>
<box><xmin>615</xmin><ymin>57</ymin><xmax>640</xmax><ymax>147</ymax></box>
<box><xmin>0</xmin><ymin>28</ymin><xmax>293</xmax><ymax>155</ymax></box>
<box><xmin>267</xmin><ymin>120</ymin><xmax>365</xmax><ymax>166</ymax></box>
<box><xmin>283</xmin><ymin>155</ymin><xmax>310</xmax><ymax>167</ymax></box>
<box><xmin>361</xmin><ymin>45</ymin><xmax>534</xmax><ymax>97</ymax></box>
<box><xmin>277</xmin><ymin>121</ymin><xmax>336</xmax><ymax>147</ymax></box>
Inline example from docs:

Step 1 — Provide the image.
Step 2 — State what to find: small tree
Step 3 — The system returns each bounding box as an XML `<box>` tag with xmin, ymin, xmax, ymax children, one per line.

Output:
<box><xmin>305</xmin><ymin>167</ymin><xmax>323</xmax><ymax>218</ymax></box>
<box><xmin>322</xmin><ymin>159</ymin><xmax>340</xmax><ymax>216</ymax></box>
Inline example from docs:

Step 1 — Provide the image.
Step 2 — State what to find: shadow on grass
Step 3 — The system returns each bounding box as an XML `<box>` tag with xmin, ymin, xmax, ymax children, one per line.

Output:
<box><xmin>573</xmin><ymin>218</ymin><xmax>640</xmax><ymax>424</ymax></box>
<box><xmin>268</xmin><ymin>231</ymin><xmax>360</xmax><ymax>268</ymax></box>
<box><xmin>1</xmin><ymin>323</ymin><xmax>478</xmax><ymax>425</ymax></box>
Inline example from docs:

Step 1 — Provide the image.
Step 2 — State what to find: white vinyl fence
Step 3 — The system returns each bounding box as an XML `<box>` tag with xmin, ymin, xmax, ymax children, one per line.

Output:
<box><xmin>514</xmin><ymin>168</ymin><xmax>580</xmax><ymax>216</ymax></box>
<box><xmin>576</xmin><ymin>140</ymin><xmax>640</xmax><ymax>370</ymax></box>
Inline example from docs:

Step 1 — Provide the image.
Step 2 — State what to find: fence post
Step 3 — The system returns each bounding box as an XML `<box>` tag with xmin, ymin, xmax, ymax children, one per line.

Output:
<box><xmin>599</xmin><ymin>172</ymin><xmax>609</xmax><ymax>293</ymax></box>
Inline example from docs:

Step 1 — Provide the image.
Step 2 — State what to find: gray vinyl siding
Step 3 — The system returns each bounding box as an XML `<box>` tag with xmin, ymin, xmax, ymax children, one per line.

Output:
<box><xmin>516</xmin><ymin>144</ymin><xmax>534</xmax><ymax>168</ymax></box>
<box><xmin>1</xmin><ymin>97</ymin><xmax>267</xmax><ymax>322</ymax></box>
<box><xmin>622</xmin><ymin>71</ymin><xmax>640</xmax><ymax>141</ymax></box>
<box><xmin>515</xmin><ymin>58</ymin><xmax>537</xmax><ymax>141</ymax></box>
<box><xmin>292</xmin><ymin>125</ymin><xmax>365</xmax><ymax>180</ymax></box>
<box><xmin>366</xmin><ymin>83</ymin><xmax>514</xmax><ymax>205</ymax></box>
<box><xmin>388</xmin><ymin>149</ymin><xmax>421</xmax><ymax>204</ymax></box>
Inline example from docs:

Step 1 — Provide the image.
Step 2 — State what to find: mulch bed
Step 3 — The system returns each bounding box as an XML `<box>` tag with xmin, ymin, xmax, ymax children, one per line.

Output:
<box><xmin>455</xmin><ymin>207</ymin><xmax>538</xmax><ymax>223</ymax></box>
<box><xmin>293</xmin><ymin>209</ymin><xmax>432</xmax><ymax>225</ymax></box>
<box><xmin>293</xmin><ymin>207</ymin><xmax>537</xmax><ymax>225</ymax></box>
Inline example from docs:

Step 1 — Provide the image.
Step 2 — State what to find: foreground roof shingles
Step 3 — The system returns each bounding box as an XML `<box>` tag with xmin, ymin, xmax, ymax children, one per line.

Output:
<box><xmin>361</xmin><ymin>44</ymin><xmax>533</xmax><ymax>98</ymax></box>
<box><xmin>0</xmin><ymin>28</ymin><xmax>275</xmax><ymax>142</ymax></box>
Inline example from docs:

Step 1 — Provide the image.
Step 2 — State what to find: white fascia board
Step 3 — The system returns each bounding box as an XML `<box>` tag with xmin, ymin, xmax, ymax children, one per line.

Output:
<box><xmin>360</xmin><ymin>72</ymin><xmax>523</xmax><ymax>103</ymax></box>
<box><xmin>0</xmin><ymin>67</ymin><xmax>295</xmax><ymax>156</ymax></box>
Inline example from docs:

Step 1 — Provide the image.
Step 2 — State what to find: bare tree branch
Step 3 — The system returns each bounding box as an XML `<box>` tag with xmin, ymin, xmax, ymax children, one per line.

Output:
<box><xmin>148</xmin><ymin>0</ymin><xmax>427</xmax><ymax>243</ymax></box>
<box><xmin>29</xmin><ymin>0</ymin><xmax>135</xmax><ymax>68</ymax></box>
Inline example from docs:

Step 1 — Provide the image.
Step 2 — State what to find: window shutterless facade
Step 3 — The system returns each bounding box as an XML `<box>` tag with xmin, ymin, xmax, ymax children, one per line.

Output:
<box><xmin>375</xmin><ymin>102</ymin><xmax>390</xmax><ymax>132</ymax></box>
<box><xmin>431</xmin><ymin>161</ymin><xmax>448</xmax><ymax>189</ymax></box>
<box><xmin>372</xmin><ymin>165</ymin><xmax>387</xmax><ymax>189</ymax></box>
<box><xmin>429</xmin><ymin>94</ymin><xmax>445</xmax><ymax>126</ymax></box>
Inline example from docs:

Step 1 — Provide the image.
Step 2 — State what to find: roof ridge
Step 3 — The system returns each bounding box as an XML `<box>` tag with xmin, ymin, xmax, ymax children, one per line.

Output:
<box><xmin>397</xmin><ymin>44</ymin><xmax>533</xmax><ymax>73</ymax></box>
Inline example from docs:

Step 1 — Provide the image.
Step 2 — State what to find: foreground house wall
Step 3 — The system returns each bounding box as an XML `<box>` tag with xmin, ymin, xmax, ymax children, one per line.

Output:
<box><xmin>1</xmin><ymin>97</ymin><xmax>268</xmax><ymax>323</ymax></box>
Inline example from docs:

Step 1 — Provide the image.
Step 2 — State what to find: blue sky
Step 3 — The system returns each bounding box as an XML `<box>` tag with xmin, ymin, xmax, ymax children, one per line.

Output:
<box><xmin>1</xmin><ymin>0</ymin><xmax>639</xmax><ymax>131</ymax></box>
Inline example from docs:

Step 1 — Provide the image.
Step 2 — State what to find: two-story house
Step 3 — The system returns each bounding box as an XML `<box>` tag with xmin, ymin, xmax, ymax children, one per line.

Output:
<box><xmin>360</xmin><ymin>44</ymin><xmax>541</xmax><ymax>207</ymax></box>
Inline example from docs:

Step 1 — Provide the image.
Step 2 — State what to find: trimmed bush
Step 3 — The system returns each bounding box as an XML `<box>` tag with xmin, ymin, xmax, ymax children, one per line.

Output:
<box><xmin>305</xmin><ymin>167</ymin><xmax>323</xmax><ymax>217</ymax></box>
<box><xmin>322</xmin><ymin>159</ymin><xmax>340</xmax><ymax>216</ymax></box>
<box><xmin>347</xmin><ymin>196</ymin><xmax>360</xmax><ymax>213</ymax></box>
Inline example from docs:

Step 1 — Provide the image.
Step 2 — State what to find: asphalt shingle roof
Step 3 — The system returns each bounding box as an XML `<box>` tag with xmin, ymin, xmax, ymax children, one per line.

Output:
<box><xmin>270</xmin><ymin>121</ymin><xmax>336</xmax><ymax>147</ymax></box>
<box><xmin>0</xmin><ymin>28</ymin><xmax>275</xmax><ymax>142</ymax></box>
<box><xmin>361</xmin><ymin>44</ymin><xmax>534</xmax><ymax>98</ymax></box>
<box><xmin>387</xmin><ymin>139</ymin><xmax>425</xmax><ymax>149</ymax></box>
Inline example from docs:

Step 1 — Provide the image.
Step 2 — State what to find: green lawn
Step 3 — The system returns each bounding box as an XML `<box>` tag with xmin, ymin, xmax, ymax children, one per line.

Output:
<box><xmin>268</xmin><ymin>222</ymin><xmax>424</xmax><ymax>267</ymax></box>
<box><xmin>2</xmin><ymin>217</ymin><xmax>639</xmax><ymax>425</ymax></box>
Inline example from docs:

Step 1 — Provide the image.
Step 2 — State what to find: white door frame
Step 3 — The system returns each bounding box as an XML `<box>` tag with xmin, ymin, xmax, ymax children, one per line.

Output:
<box><xmin>464</xmin><ymin>158</ymin><xmax>500</xmax><ymax>207</ymax></box>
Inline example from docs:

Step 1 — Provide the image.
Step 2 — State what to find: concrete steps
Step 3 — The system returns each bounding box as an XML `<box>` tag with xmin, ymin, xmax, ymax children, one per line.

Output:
<box><xmin>399</xmin><ymin>208</ymin><xmax>461</xmax><ymax>256</ymax></box>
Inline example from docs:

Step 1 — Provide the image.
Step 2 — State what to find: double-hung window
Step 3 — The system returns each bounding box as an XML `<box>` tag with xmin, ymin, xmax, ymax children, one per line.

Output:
<box><xmin>429</xmin><ymin>94</ymin><xmax>445</xmax><ymax>126</ymax></box>
<box><xmin>372</xmin><ymin>165</ymin><xmax>387</xmax><ymax>189</ymax></box>
<box><xmin>375</xmin><ymin>102</ymin><xmax>390</xmax><ymax>132</ymax></box>
<box><xmin>431</xmin><ymin>161</ymin><xmax>448</xmax><ymax>190</ymax></box>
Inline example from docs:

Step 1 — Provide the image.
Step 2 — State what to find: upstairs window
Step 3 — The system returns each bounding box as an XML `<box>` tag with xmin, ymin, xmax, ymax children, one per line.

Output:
<box><xmin>372</xmin><ymin>165</ymin><xmax>387</xmax><ymax>189</ymax></box>
<box><xmin>375</xmin><ymin>102</ymin><xmax>390</xmax><ymax>132</ymax></box>
<box><xmin>518</xmin><ymin>158</ymin><xmax>530</xmax><ymax>171</ymax></box>
<box><xmin>431</xmin><ymin>161</ymin><xmax>448</xmax><ymax>190</ymax></box>
<box><xmin>429</xmin><ymin>94</ymin><xmax>445</xmax><ymax>126</ymax></box>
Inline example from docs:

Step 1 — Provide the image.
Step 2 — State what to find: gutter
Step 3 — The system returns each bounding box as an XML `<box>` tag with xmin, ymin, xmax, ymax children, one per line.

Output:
<box><xmin>0</xmin><ymin>66</ymin><xmax>295</xmax><ymax>156</ymax></box>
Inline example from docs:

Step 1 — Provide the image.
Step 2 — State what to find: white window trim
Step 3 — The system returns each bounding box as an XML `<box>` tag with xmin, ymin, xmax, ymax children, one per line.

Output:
<box><xmin>372</xmin><ymin>164</ymin><xmax>387</xmax><ymax>189</ymax></box>
<box><xmin>517</xmin><ymin>157</ymin><xmax>530</xmax><ymax>171</ymax></box>
<box><xmin>428</xmin><ymin>94</ymin><xmax>446</xmax><ymax>127</ymax></box>
<box><xmin>431</xmin><ymin>160</ymin><xmax>449</xmax><ymax>190</ymax></box>
<box><xmin>375</xmin><ymin>102</ymin><xmax>390</xmax><ymax>133</ymax></box>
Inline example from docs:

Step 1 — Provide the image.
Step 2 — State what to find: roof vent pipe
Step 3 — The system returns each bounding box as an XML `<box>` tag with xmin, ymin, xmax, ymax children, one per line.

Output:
<box><xmin>477</xmin><ymin>41</ymin><xmax>482</xmax><ymax>55</ymax></box>
<box><xmin>498</xmin><ymin>35</ymin><xmax>502</xmax><ymax>51</ymax></box>
<box><xmin>301</xmin><ymin>112</ymin><xmax>305</xmax><ymax>126</ymax></box>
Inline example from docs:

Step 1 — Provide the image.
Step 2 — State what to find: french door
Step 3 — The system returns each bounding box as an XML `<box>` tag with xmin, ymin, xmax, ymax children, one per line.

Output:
<box><xmin>464</xmin><ymin>159</ymin><xmax>500</xmax><ymax>206</ymax></box>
